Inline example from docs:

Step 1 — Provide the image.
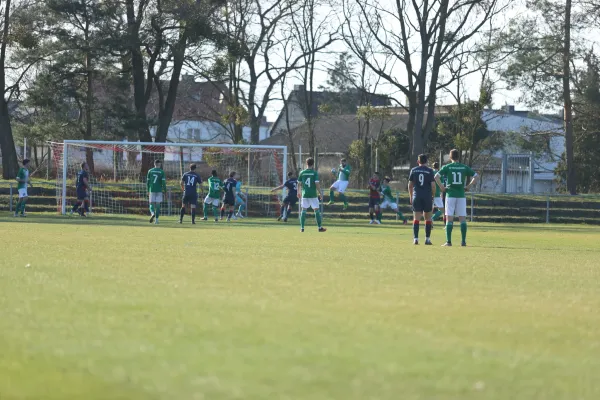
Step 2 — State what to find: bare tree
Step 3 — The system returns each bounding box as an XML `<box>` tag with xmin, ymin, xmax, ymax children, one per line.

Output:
<box><xmin>341</xmin><ymin>0</ymin><xmax>507</xmax><ymax>165</ymax></box>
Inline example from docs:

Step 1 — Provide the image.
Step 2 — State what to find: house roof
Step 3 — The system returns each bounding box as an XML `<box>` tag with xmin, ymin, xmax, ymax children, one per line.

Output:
<box><xmin>261</xmin><ymin>113</ymin><xmax>410</xmax><ymax>153</ymax></box>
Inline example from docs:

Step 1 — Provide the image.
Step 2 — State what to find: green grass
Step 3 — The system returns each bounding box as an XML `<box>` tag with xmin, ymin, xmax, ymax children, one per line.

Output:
<box><xmin>1</xmin><ymin>215</ymin><xmax>600</xmax><ymax>400</ymax></box>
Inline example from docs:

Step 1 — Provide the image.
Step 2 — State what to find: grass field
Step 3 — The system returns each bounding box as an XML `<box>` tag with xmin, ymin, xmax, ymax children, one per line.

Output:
<box><xmin>1</xmin><ymin>215</ymin><xmax>600</xmax><ymax>400</ymax></box>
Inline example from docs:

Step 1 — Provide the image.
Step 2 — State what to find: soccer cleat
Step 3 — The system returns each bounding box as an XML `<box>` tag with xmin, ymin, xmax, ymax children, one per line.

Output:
<box><xmin>326</xmin><ymin>201</ymin><xmax>335</xmax><ymax>206</ymax></box>
<box><xmin>369</xmin><ymin>220</ymin><xmax>375</xmax><ymax>224</ymax></box>
<box><xmin>179</xmin><ymin>219</ymin><xmax>183</xmax><ymax>224</ymax></box>
<box><xmin>374</xmin><ymin>220</ymin><xmax>381</xmax><ymax>225</ymax></box>
<box><xmin>277</xmin><ymin>215</ymin><xmax>282</xmax><ymax>221</ymax></box>
<box><xmin>237</xmin><ymin>213</ymin><xmax>244</xmax><ymax>219</ymax></box>
<box><xmin>149</xmin><ymin>214</ymin><xmax>155</xmax><ymax>223</ymax></box>
<box><xmin>21</xmin><ymin>214</ymin><xmax>26</xmax><ymax>218</ymax></box>
<box><xmin>283</xmin><ymin>218</ymin><xmax>288</xmax><ymax>222</ymax></box>
<box><xmin>461</xmin><ymin>242</ymin><xmax>467</xmax><ymax>247</ymax></box>
<box><xmin>192</xmin><ymin>221</ymin><xmax>196</xmax><ymax>225</ymax></box>
<box><xmin>202</xmin><ymin>217</ymin><xmax>208</xmax><ymax>221</ymax></box>
<box><xmin>425</xmin><ymin>239</ymin><xmax>433</xmax><ymax>246</ymax></box>
<box><xmin>13</xmin><ymin>212</ymin><xmax>18</xmax><ymax>217</ymax></box>
<box><xmin>413</xmin><ymin>239</ymin><xmax>419</xmax><ymax>245</ymax></box>
<box><xmin>442</xmin><ymin>242</ymin><xmax>452</xmax><ymax>247</ymax></box>
<box><xmin>318</xmin><ymin>227</ymin><xmax>327</xmax><ymax>232</ymax></box>
<box><xmin>226</xmin><ymin>217</ymin><xmax>231</xmax><ymax>222</ymax></box>
<box><xmin>232</xmin><ymin>215</ymin><xmax>237</xmax><ymax>221</ymax></box>
<box><xmin>214</xmin><ymin>218</ymin><xmax>218</xmax><ymax>222</ymax></box>
<box><xmin>154</xmin><ymin>220</ymin><xmax>159</xmax><ymax>225</ymax></box>
<box><xmin>343</xmin><ymin>203</ymin><xmax>349</xmax><ymax>210</ymax></box>
<box><xmin>301</xmin><ymin>228</ymin><xmax>304</xmax><ymax>232</ymax></box>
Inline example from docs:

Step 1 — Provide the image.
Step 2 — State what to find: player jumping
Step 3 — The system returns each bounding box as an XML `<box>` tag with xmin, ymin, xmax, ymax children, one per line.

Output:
<box><xmin>379</xmin><ymin>177</ymin><xmax>408</xmax><ymax>224</ymax></box>
<box><xmin>271</xmin><ymin>171</ymin><xmax>298</xmax><ymax>222</ymax></box>
<box><xmin>297</xmin><ymin>158</ymin><xmax>326</xmax><ymax>232</ymax></box>
<box><xmin>71</xmin><ymin>162</ymin><xmax>91</xmax><ymax>217</ymax></box>
<box><xmin>368</xmin><ymin>172</ymin><xmax>381</xmax><ymax>224</ymax></box>
<box><xmin>147</xmin><ymin>159</ymin><xmax>166</xmax><ymax>225</ymax></box>
<box><xmin>203</xmin><ymin>170</ymin><xmax>222</xmax><ymax>222</ymax></box>
<box><xmin>327</xmin><ymin>157</ymin><xmax>350</xmax><ymax>209</ymax></box>
<box><xmin>180</xmin><ymin>164</ymin><xmax>202</xmax><ymax>224</ymax></box>
<box><xmin>221</xmin><ymin>172</ymin><xmax>237</xmax><ymax>222</ymax></box>
<box><xmin>435</xmin><ymin>149</ymin><xmax>478</xmax><ymax>247</ymax></box>
<box><xmin>15</xmin><ymin>159</ymin><xmax>33</xmax><ymax>217</ymax></box>
<box><xmin>408</xmin><ymin>154</ymin><xmax>436</xmax><ymax>245</ymax></box>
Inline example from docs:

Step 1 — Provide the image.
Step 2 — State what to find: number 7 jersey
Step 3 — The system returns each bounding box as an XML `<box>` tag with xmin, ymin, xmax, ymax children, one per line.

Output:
<box><xmin>436</xmin><ymin>162</ymin><xmax>476</xmax><ymax>198</ymax></box>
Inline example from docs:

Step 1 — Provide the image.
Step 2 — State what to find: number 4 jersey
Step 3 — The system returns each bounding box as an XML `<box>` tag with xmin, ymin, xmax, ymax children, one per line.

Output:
<box><xmin>436</xmin><ymin>162</ymin><xmax>476</xmax><ymax>198</ymax></box>
<box><xmin>298</xmin><ymin>169</ymin><xmax>319</xmax><ymax>198</ymax></box>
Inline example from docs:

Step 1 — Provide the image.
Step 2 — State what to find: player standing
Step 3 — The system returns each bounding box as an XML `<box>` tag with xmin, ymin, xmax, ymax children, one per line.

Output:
<box><xmin>71</xmin><ymin>162</ymin><xmax>91</xmax><ymax>217</ymax></box>
<box><xmin>297</xmin><ymin>158</ymin><xmax>326</xmax><ymax>232</ymax></box>
<box><xmin>221</xmin><ymin>172</ymin><xmax>237</xmax><ymax>222</ymax></box>
<box><xmin>327</xmin><ymin>158</ymin><xmax>350</xmax><ymax>209</ymax></box>
<box><xmin>435</xmin><ymin>149</ymin><xmax>478</xmax><ymax>247</ymax></box>
<box><xmin>180</xmin><ymin>164</ymin><xmax>202</xmax><ymax>224</ymax></box>
<box><xmin>15</xmin><ymin>159</ymin><xmax>32</xmax><ymax>217</ymax></box>
<box><xmin>234</xmin><ymin>175</ymin><xmax>247</xmax><ymax>219</ymax></box>
<box><xmin>432</xmin><ymin>161</ymin><xmax>445</xmax><ymax>223</ymax></box>
<box><xmin>271</xmin><ymin>171</ymin><xmax>298</xmax><ymax>222</ymax></box>
<box><xmin>379</xmin><ymin>177</ymin><xmax>408</xmax><ymax>224</ymax></box>
<box><xmin>408</xmin><ymin>154</ymin><xmax>436</xmax><ymax>245</ymax></box>
<box><xmin>203</xmin><ymin>170</ymin><xmax>222</xmax><ymax>222</ymax></box>
<box><xmin>147</xmin><ymin>159</ymin><xmax>166</xmax><ymax>225</ymax></box>
<box><xmin>368</xmin><ymin>172</ymin><xmax>381</xmax><ymax>224</ymax></box>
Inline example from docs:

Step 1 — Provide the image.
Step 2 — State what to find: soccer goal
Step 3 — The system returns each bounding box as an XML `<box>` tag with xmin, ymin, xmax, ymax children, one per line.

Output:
<box><xmin>50</xmin><ymin>140</ymin><xmax>288</xmax><ymax>217</ymax></box>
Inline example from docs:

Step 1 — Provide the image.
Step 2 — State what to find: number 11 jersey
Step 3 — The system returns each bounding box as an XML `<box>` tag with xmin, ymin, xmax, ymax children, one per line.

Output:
<box><xmin>436</xmin><ymin>162</ymin><xmax>476</xmax><ymax>198</ymax></box>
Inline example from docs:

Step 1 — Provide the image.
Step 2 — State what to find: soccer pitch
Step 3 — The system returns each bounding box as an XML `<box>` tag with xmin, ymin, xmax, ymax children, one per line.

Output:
<box><xmin>1</xmin><ymin>216</ymin><xmax>600</xmax><ymax>400</ymax></box>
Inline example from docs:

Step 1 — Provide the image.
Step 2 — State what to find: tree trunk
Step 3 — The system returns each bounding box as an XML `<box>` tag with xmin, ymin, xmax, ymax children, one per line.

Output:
<box><xmin>563</xmin><ymin>0</ymin><xmax>576</xmax><ymax>194</ymax></box>
<box><xmin>0</xmin><ymin>100</ymin><xmax>18</xmax><ymax>179</ymax></box>
<box><xmin>85</xmin><ymin>51</ymin><xmax>95</xmax><ymax>174</ymax></box>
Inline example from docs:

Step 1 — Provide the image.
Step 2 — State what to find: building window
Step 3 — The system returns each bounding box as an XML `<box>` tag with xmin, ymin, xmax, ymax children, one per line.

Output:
<box><xmin>187</xmin><ymin>129</ymin><xmax>193</xmax><ymax>140</ymax></box>
<box><xmin>194</xmin><ymin>129</ymin><xmax>201</xmax><ymax>140</ymax></box>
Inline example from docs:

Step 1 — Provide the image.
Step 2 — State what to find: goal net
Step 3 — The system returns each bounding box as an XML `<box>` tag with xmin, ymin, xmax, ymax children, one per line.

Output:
<box><xmin>50</xmin><ymin>141</ymin><xmax>288</xmax><ymax>218</ymax></box>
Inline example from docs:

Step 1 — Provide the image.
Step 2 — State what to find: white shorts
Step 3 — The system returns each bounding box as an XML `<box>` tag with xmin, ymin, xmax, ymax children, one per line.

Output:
<box><xmin>18</xmin><ymin>188</ymin><xmax>28</xmax><ymax>198</ymax></box>
<box><xmin>434</xmin><ymin>197</ymin><xmax>444</xmax><ymax>208</ymax></box>
<box><xmin>149</xmin><ymin>192</ymin><xmax>163</xmax><ymax>203</ymax></box>
<box><xmin>445</xmin><ymin>197</ymin><xmax>467</xmax><ymax>217</ymax></box>
<box><xmin>331</xmin><ymin>180</ymin><xmax>349</xmax><ymax>193</ymax></box>
<box><xmin>204</xmin><ymin>196</ymin><xmax>220</xmax><ymax>207</ymax></box>
<box><xmin>380</xmin><ymin>200</ymin><xmax>398</xmax><ymax>210</ymax></box>
<box><xmin>301</xmin><ymin>198</ymin><xmax>320</xmax><ymax>210</ymax></box>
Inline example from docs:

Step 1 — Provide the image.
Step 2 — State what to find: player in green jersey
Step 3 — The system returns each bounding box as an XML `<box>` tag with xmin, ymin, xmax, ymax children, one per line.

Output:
<box><xmin>203</xmin><ymin>170</ymin><xmax>222</xmax><ymax>222</ymax></box>
<box><xmin>432</xmin><ymin>162</ymin><xmax>445</xmax><ymax>223</ymax></box>
<box><xmin>15</xmin><ymin>159</ymin><xmax>33</xmax><ymax>217</ymax></box>
<box><xmin>379</xmin><ymin>177</ymin><xmax>408</xmax><ymax>224</ymax></box>
<box><xmin>327</xmin><ymin>157</ymin><xmax>350</xmax><ymax>209</ymax></box>
<box><xmin>297</xmin><ymin>157</ymin><xmax>326</xmax><ymax>232</ymax></box>
<box><xmin>147</xmin><ymin>159</ymin><xmax>167</xmax><ymax>224</ymax></box>
<box><xmin>435</xmin><ymin>149</ymin><xmax>478</xmax><ymax>247</ymax></box>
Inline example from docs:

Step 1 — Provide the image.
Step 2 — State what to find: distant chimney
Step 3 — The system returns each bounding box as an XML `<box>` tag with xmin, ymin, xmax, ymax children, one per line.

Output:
<box><xmin>502</xmin><ymin>105</ymin><xmax>515</xmax><ymax>114</ymax></box>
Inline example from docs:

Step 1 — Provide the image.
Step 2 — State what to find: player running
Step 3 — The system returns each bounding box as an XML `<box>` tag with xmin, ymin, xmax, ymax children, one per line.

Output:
<box><xmin>70</xmin><ymin>162</ymin><xmax>91</xmax><ymax>217</ymax></box>
<box><xmin>15</xmin><ymin>159</ymin><xmax>33</xmax><ymax>217</ymax></box>
<box><xmin>379</xmin><ymin>177</ymin><xmax>408</xmax><ymax>224</ymax></box>
<box><xmin>180</xmin><ymin>164</ymin><xmax>202</xmax><ymax>224</ymax></box>
<box><xmin>147</xmin><ymin>159</ymin><xmax>166</xmax><ymax>225</ymax></box>
<box><xmin>368</xmin><ymin>172</ymin><xmax>381</xmax><ymax>224</ymax></box>
<box><xmin>297</xmin><ymin>158</ymin><xmax>326</xmax><ymax>232</ymax></box>
<box><xmin>234</xmin><ymin>175</ymin><xmax>247</xmax><ymax>219</ymax></box>
<box><xmin>327</xmin><ymin>158</ymin><xmax>350</xmax><ymax>209</ymax></box>
<box><xmin>432</xmin><ymin>161</ymin><xmax>445</xmax><ymax>223</ymax></box>
<box><xmin>435</xmin><ymin>149</ymin><xmax>479</xmax><ymax>247</ymax></box>
<box><xmin>203</xmin><ymin>170</ymin><xmax>222</xmax><ymax>222</ymax></box>
<box><xmin>221</xmin><ymin>172</ymin><xmax>237</xmax><ymax>222</ymax></box>
<box><xmin>271</xmin><ymin>171</ymin><xmax>298</xmax><ymax>222</ymax></box>
<box><xmin>408</xmin><ymin>154</ymin><xmax>436</xmax><ymax>245</ymax></box>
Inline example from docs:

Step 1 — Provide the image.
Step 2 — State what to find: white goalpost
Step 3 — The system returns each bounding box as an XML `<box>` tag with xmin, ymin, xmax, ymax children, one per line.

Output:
<box><xmin>50</xmin><ymin>140</ymin><xmax>287</xmax><ymax>218</ymax></box>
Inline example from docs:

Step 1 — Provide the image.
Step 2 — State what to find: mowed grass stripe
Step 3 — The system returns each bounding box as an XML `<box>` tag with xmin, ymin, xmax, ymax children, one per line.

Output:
<box><xmin>1</xmin><ymin>216</ymin><xmax>600</xmax><ymax>399</ymax></box>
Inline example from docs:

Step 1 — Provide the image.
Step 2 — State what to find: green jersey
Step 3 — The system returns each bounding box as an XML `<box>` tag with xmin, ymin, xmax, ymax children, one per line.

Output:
<box><xmin>298</xmin><ymin>168</ymin><xmax>320</xmax><ymax>198</ymax></box>
<box><xmin>147</xmin><ymin>167</ymin><xmax>166</xmax><ymax>193</ymax></box>
<box><xmin>207</xmin><ymin>176</ymin><xmax>222</xmax><ymax>198</ymax></box>
<box><xmin>337</xmin><ymin>164</ymin><xmax>351</xmax><ymax>181</ymax></box>
<box><xmin>16</xmin><ymin>167</ymin><xmax>29</xmax><ymax>190</ymax></box>
<box><xmin>436</xmin><ymin>162</ymin><xmax>476</xmax><ymax>198</ymax></box>
<box><xmin>381</xmin><ymin>185</ymin><xmax>395</xmax><ymax>202</ymax></box>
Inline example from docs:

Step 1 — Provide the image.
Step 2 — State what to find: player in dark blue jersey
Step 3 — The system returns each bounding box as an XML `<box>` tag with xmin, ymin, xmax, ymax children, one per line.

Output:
<box><xmin>220</xmin><ymin>171</ymin><xmax>237</xmax><ymax>222</ymax></box>
<box><xmin>408</xmin><ymin>154</ymin><xmax>436</xmax><ymax>245</ymax></box>
<box><xmin>271</xmin><ymin>171</ymin><xmax>298</xmax><ymax>222</ymax></box>
<box><xmin>71</xmin><ymin>162</ymin><xmax>91</xmax><ymax>217</ymax></box>
<box><xmin>179</xmin><ymin>164</ymin><xmax>202</xmax><ymax>224</ymax></box>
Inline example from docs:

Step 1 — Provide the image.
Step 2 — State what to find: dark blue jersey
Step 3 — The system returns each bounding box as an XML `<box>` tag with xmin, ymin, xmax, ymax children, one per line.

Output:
<box><xmin>408</xmin><ymin>166</ymin><xmax>435</xmax><ymax>198</ymax></box>
<box><xmin>76</xmin><ymin>170</ymin><xmax>89</xmax><ymax>190</ymax></box>
<box><xmin>223</xmin><ymin>177</ymin><xmax>237</xmax><ymax>198</ymax></box>
<box><xmin>181</xmin><ymin>171</ymin><xmax>201</xmax><ymax>195</ymax></box>
<box><xmin>284</xmin><ymin>178</ymin><xmax>298</xmax><ymax>198</ymax></box>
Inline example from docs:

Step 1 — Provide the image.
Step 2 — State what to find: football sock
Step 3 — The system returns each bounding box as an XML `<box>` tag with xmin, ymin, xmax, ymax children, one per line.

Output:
<box><xmin>155</xmin><ymin>204</ymin><xmax>160</xmax><ymax>219</ymax></box>
<box><xmin>315</xmin><ymin>210</ymin><xmax>323</xmax><ymax>228</ymax></box>
<box><xmin>433</xmin><ymin>210</ymin><xmax>442</xmax><ymax>220</ymax></box>
<box><xmin>282</xmin><ymin>207</ymin><xmax>287</xmax><ymax>219</ymax></box>
<box><xmin>228</xmin><ymin>210</ymin><xmax>234</xmax><ymax>219</ymax></box>
<box><xmin>377</xmin><ymin>211</ymin><xmax>382</xmax><ymax>222</ymax></box>
<box><xmin>340</xmin><ymin>193</ymin><xmax>346</xmax><ymax>204</ymax></box>
<box><xmin>413</xmin><ymin>220</ymin><xmax>420</xmax><ymax>239</ymax></box>
<box><xmin>84</xmin><ymin>200</ymin><xmax>89</xmax><ymax>213</ymax></box>
<box><xmin>149</xmin><ymin>204</ymin><xmax>155</xmax><ymax>215</ymax></box>
<box><xmin>425</xmin><ymin>220</ymin><xmax>432</xmax><ymax>238</ymax></box>
<box><xmin>191</xmin><ymin>209</ymin><xmax>196</xmax><ymax>223</ymax></box>
<box><xmin>203</xmin><ymin>203</ymin><xmax>208</xmax><ymax>218</ymax></box>
<box><xmin>329</xmin><ymin>189</ymin><xmax>334</xmax><ymax>202</ymax></box>
<box><xmin>180</xmin><ymin>207</ymin><xmax>185</xmax><ymax>220</ymax></box>
<box><xmin>238</xmin><ymin>203</ymin><xmax>245</xmax><ymax>214</ymax></box>
<box><xmin>300</xmin><ymin>210</ymin><xmax>307</xmax><ymax>229</ymax></box>
<box><xmin>446</xmin><ymin>221</ymin><xmax>454</xmax><ymax>243</ymax></box>
<box><xmin>72</xmin><ymin>202</ymin><xmax>80</xmax><ymax>212</ymax></box>
<box><xmin>212</xmin><ymin>205</ymin><xmax>219</xmax><ymax>219</ymax></box>
<box><xmin>397</xmin><ymin>211</ymin><xmax>405</xmax><ymax>220</ymax></box>
<box><xmin>369</xmin><ymin>211</ymin><xmax>374</xmax><ymax>221</ymax></box>
<box><xmin>220</xmin><ymin>207</ymin><xmax>225</xmax><ymax>219</ymax></box>
<box><xmin>15</xmin><ymin>201</ymin><xmax>21</xmax><ymax>213</ymax></box>
<box><xmin>461</xmin><ymin>221</ymin><xmax>468</xmax><ymax>243</ymax></box>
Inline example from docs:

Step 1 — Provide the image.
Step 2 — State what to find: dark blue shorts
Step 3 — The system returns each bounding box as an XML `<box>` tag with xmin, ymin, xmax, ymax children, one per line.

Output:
<box><xmin>283</xmin><ymin>195</ymin><xmax>298</xmax><ymax>207</ymax></box>
<box><xmin>76</xmin><ymin>188</ymin><xmax>88</xmax><ymax>200</ymax></box>
<box><xmin>412</xmin><ymin>196</ymin><xmax>433</xmax><ymax>213</ymax></box>
<box><xmin>368</xmin><ymin>197</ymin><xmax>380</xmax><ymax>208</ymax></box>
<box><xmin>223</xmin><ymin>195</ymin><xmax>235</xmax><ymax>206</ymax></box>
<box><xmin>182</xmin><ymin>193</ymin><xmax>198</xmax><ymax>206</ymax></box>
